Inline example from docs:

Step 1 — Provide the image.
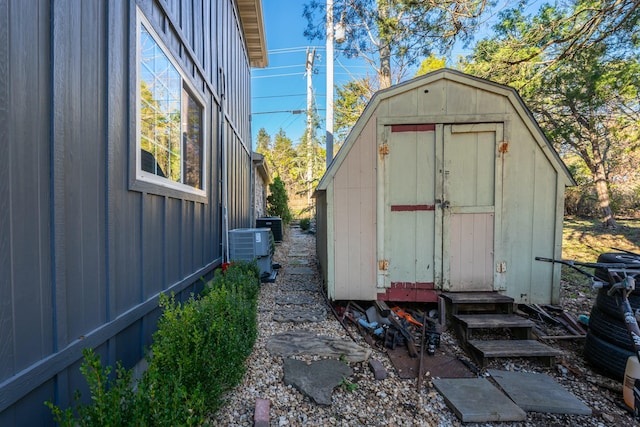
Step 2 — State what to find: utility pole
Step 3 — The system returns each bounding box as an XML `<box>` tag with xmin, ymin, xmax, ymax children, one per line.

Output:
<box><xmin>325</xmin><ymin>0</ymin><xmax>334</xmax><ymax>168</ymax></box>
<box><xmin>305</xmin><ymin>47</ymin><xmax>316</xmax><ymax>207</ymax></box>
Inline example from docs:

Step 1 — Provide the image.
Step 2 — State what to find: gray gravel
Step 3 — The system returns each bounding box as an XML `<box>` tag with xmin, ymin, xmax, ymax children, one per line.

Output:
<box><xmin>210</xmin><ymin>225</ymin><xmax>638</xmax><ymax>426</ymax></box>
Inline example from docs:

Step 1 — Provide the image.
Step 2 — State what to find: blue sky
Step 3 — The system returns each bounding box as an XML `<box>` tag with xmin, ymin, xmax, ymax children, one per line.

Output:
<box><xmin>251</xmin><ymin>0</ymin><xmax>544</xmax><ymax>146</ymax></box>
<box><xmin>251</xmin><ymin>0</ymin><xmax>367</xmax><ymax>144</ymax></box>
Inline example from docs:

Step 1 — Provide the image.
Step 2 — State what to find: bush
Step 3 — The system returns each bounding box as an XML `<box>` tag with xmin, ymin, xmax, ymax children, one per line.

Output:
<box><xmin>299</xmin><ymin>217</ymin><xmax>311</xmax><ymax>231</ymax></box>
<box><xmin>46</xmin><ymin>261</ymin><xmax>260</xmax><ymax>426</ymax></box>
<box><xmin>267</xmin><ymin>176</ymin><xmax>292</xmax><ymax>224</ymax></box>
<box><xmin>45</xmin><ymin>348</ymin><xmax>142</xmax><ymax>427</ymax></box>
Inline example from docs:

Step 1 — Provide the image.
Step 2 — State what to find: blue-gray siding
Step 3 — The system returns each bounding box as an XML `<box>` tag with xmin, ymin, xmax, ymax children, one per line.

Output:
<box><xmin>0</xmin><ymin>0</ymin><xmax>254</xmax><ymax>424</ymax></box>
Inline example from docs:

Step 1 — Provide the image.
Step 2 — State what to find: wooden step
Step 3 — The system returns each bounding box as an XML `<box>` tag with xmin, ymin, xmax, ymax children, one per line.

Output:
<box><xmin>467</xmin><ymin>339</ymin><xmax>562</xmax><ymax>367</ymax></box>
<box><xmin>441</xmin><ymin>292</ymin><xmax>514</xmax><ymax>315</ymax></box>
<box><xmin>453</xmin><ymin>314</ymin><xmax>534</xmax><ymax>341</ymax></box>
<box><xmin>442</xmin><ymin>292</ymin><xmax>514</xmax><ymax>305</ymax></box>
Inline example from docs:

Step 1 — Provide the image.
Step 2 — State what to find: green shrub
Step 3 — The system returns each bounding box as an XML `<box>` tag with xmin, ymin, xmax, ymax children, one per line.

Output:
<box><xmin>45</xmin><ymin>348</ymin><xmax>143</xmax><ymax>427</ymax></box>
<box><xmin>46</xmin><ymin>262</ymin><xmax>260</xmax><ymax>426</ymax></box>
<box><xmin>267</xmin><ymin>176</ymin><xmax>292</xmax><ymax>224</ymax></box>
<box><xmin>299</xmin><ymin>217</ymin><xmax>311</xmax><ymax>231</ymax></box>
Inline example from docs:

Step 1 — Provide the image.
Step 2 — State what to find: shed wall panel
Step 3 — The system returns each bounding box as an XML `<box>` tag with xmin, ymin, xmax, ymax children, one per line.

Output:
<box><xmin>332</xmin><ymin>119</ymin><xmax>377</xmax><ymax>300</ymax></box>
<box><xmin>417</xmin><ymin>80</ymin><xmax>446</xmax><ymax>116</ymax></box>
<box><xmin>387</xmin><ymin>89</ymin><xmax>418</xmax><ymax>117</ymax></box>
<box><xmin>315</xmin><ymin>192</ymin><xmax>328</xmax><ymax>290</ymax></box>
<box><xmin>446</xmin><ymin>81</ymin><xmax>478</xmax><ymax>115</ymax></box>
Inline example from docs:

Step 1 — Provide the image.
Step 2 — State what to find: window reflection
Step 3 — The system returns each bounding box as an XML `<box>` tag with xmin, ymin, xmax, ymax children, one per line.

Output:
<box><xmin>139</xmin><ymin>24</ymin><xmax>203</xmax><ymax>189</ymax></box>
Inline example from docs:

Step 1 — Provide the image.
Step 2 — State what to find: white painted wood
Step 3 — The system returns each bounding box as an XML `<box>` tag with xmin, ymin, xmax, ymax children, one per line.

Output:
<box><xmin>316</xmin><ymin>70</ymin><xmax>573</xmax><ymax>304</ymax></box>
<box><xmin>384</xmin><ymin>127</ymin><xmax>437</xmax><ymax>287</ymax></box>
<box><xmin>443</xmin><ymin>125</ymin><xmax>499</xmax><ymax>292</ymax></box>
<box><xmin>331</xmin><ymin>117</ymin><xmax>377</xmax><ymax>300</ymax></box>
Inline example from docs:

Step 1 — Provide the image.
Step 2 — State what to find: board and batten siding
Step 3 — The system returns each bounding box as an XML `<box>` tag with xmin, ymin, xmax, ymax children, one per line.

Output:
<box><xmin>0</xmin><ymin>1</ymin><xmax>260</xmax><ymax>424</ymax></box>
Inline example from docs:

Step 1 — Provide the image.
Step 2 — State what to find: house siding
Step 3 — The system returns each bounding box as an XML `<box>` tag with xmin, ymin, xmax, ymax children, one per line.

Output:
<box><xmin>0</xmin><ymin>0</ymin><xmax>259</xmax><ymax>424</ymax></box>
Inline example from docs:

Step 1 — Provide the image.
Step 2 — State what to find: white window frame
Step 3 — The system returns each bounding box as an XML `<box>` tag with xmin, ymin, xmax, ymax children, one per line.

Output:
<box><xmin>131</xmin><ymin>8</ymin><xmax>207</xmax><ymax>203</ymax></box>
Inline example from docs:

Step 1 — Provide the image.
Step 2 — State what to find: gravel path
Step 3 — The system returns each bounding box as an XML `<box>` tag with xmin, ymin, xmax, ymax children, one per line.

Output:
<box><xmin>211</xmin><ymin>225</ymin><xmax>638</xmax><ymax>426</ymax></box>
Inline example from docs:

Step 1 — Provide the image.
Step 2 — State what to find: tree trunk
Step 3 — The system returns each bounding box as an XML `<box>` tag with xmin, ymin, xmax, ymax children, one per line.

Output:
<box><xmin>377</xmin><ymin>3</ymin><xmax>392</xmax><ymax>89</ymax></box>
<box><xmin>594</xmin><ymin>166</ymin><xmax>617</xmax><ymax>229</ymax></box>
<box><xmin>378</xmin><ymin>45</ymin><xmax>392</xmax><ymax>89</ymax></box>
<box><xmin>591</xmin><ymin>144</ymin><xmax>618</xmax><ymax>228</ymax></box>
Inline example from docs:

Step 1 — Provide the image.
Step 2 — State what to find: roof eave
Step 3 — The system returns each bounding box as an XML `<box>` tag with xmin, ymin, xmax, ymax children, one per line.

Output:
<box><xmin>237</xmin><ymin>0</ymin><xmax>268</xmax><ymax>68</ymax></box>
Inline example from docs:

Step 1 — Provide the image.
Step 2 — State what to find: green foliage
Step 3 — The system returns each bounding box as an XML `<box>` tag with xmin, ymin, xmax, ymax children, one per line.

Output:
<box><xmin>46</xmin><ymin>263</ymin><xmax>260</xmax><ymax>426</ymax></box>
<box><xmin>334</xmin><ymin>78</ymin><xmax>376</xmax><ymax>144</ymax></box>
<box><xmin>462</xmin><ymin>1</ymin><xmax>640</xmax><ymax>226</ymax></box>
<box><xmin>299</xmin><ymin>218</ymin><xmax>311</xmax><ymax>231</ymax></box>
<box><xmin>339</xmin><ymin>377</ymin><xmax>358</xmax><ymax>392</ymax></box>
<box><xmin>45</xmin><ymin>348</ymin><xmax>142</xmax><ymax>427</ymax></box>
<box><xmin>267</xmin><ymin>176</ymin><xmax>292</xmax><ymax>224</ymax></box>
<box><xmin>415</xmin><ymin>55</ymin><xmax>446</xmax><ymax>76</ymax></box>
<box><xmin>304</xmin><ymin>0</ymin><xmax>489</xmax><ymax>87</ymax></box>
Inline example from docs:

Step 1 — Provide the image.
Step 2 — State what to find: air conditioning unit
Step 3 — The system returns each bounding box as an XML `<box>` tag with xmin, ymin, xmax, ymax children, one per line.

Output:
<box><xmin>256</xmin><ymin>216</ymin><xmax>283</xmax><ymax>242</ymax></box>
<box><xmin>228</xmin><ymin>228</ymin><xmax>276</xmax><ymax>282</ymax></box>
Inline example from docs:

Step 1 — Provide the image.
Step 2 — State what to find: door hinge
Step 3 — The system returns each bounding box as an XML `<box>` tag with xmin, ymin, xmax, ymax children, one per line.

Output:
<box><xmin>496</xmin><ymin>261</ymin><xmax>507</xmax><ymax>273</ymax></box>
<box><xmin>498</xmin><ymin>141</ymin><xmax>509</xmax><ymax>153</ymax></box>
<box><xmin>379</xmin><ymin>260</ymin><xmax>389</xmax><ymax>270</ymax></box>
<box><xmin>379</xmin><ymin>143</ymin><xmax>389</xmax><ymax>159</ymax></box>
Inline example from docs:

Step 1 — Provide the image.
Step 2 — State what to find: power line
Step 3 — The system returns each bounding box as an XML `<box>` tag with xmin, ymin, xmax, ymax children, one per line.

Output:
<box><xmin>252</xmin><ymin>109</ymin><xmax>306</xmax><ymax>115</ymax></box>
<box><xmin>252</xmin><ymin>64</ymin><xmax>306</xmax><ymax>71</ymax></box>
<box><xmin>254</xmin><ymin>93</ymin><xmax>326</xmax><ymax>99</ymax></box>
<box><xmin>251</xmin><ymin>72</ymin><xmax>305</xmax><ymax>79</ymax></box>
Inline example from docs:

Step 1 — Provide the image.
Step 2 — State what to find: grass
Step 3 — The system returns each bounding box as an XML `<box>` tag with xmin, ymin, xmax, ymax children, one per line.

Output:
<box><xmin>561</xmin><ymin>217</ymin><xmax>640</xmax><ymax>285</ymax></box>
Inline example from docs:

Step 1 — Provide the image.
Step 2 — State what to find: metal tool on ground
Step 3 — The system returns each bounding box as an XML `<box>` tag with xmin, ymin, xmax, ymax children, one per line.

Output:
<box><xmin>392</xmin><ymin>306</ymin><xmax>423</xmax><ymax>327</ymax></box>
<box><xmin>387</xmin><ymin>314</ymin><xmax>419</xmax><ymax>357</ymax></box>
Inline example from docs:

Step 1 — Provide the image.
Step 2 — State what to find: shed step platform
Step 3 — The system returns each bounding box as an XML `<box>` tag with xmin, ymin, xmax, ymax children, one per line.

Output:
<box><xmin>453</xmin><ymin>314</ymin><xmax>534</xmax><ymax>341</ymax></box>
<box><xmin>467</xmin><ymin>340</ymin><xmax>562</xmax><ymax>367</ymax></box>
<box><xmin>441</xmin><ymin>292</ymin><xmax>514</xmax><ymax>315</ymax></box>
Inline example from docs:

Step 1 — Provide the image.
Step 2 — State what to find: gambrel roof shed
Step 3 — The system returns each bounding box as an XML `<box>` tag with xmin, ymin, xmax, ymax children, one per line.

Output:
<box><xmin>315</xmin><ymin>69</ymin><xmax>575</xmax><ymax>304</ymax></box>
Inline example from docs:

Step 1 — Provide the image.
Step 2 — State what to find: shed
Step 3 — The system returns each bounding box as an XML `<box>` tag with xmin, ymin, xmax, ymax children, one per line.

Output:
<box><xmin>315</xmin><ymin>69</ymin><xmax>575</xmax><ymax>304</ymax></box>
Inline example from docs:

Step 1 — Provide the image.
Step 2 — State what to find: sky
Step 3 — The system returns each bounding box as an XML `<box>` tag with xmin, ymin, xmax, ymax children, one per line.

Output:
<box><xmin>251</xmin><ymin>0</ymin><xmax>367</xmax><ymax>145</ymax></box>
<box><xmin>250</xmin><ymin>0</ymin><xmax>545</xmax><ymax>146</ymax></box>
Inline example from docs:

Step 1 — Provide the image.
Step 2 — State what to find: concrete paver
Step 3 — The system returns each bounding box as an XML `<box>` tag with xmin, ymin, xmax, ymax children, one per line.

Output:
<box><xmin>488</xmin><ymin>369</ymin><xmax>592</xmax><ymax>415</ymax></box>
<box><xmin>432</xmin><ymin>377</ymin><xmax>527</xmax><ymax>422</ymax></box>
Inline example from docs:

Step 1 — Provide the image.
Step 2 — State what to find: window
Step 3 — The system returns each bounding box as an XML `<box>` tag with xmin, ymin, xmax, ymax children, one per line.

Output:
<box><xmin>134</xmin><ymin>11</ymin><xmax>206</xmax><ymax>199</ymax></box>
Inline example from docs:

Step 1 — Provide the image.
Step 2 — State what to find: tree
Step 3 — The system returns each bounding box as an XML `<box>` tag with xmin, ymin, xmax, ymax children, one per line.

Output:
<box><xmin>304</xmin><ymin>0</ymin><xmax>489</xmax><ymax>89</ymax></box>
<box><xmin>254</xmin><ymin>127</ymin><xmax>326</xmax><ymax>216</ymax></box>
<box><xmin>415</xmin><ymin>55</ymin><xmax>447</xmax><ymax>76</ymax></box>
<box><xmin>333</xmin><ymin>77</ymin><xmax>377</xmax><ymax>144</ymax></box>
<box><xmin>463</xmin><ymin>1</ymin><xmax>640</xmax><ymax>227</ymax></box>
<box><xmin>267</xmin><ymin>177</ymin><xmax>293</xmax><ymax>224</ymax></box>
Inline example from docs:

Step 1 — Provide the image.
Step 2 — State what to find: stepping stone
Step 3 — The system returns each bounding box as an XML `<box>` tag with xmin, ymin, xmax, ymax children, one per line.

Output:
<box><xmin>286</xmin><ymin>266</ymin><xmax>315</xmax><ymax>275</ymax></box>
<box><xmin>288</xmin><ymin>258</ymin><xmax>309</xmax><ymax>265</ymax></box>
<box><xmin>275</xmin><ymin>294</ymin><xmax>316</xmax><ymax>305</ymax></box>
<box><xmin>432</xmin><ymin>377</ymin><xmax>526</xmax><ymax>422</ymax></box>
<box><xmin>288</xmin><ymin>251</ymin><xmax>309</xmax><ymax>257</ymax></box>
<box><xmin>273</xmin><ymin>308</ymin><xmax>327</xmax><ymax>323</ymax></box>
<box><xmin>288</xmin><ymin>282</ymin><xmax>318</xmax><ymax>292</ymax></box>
<box><xmin>283</xmin><ymin>358</ymin><xmax>353</xmax><ymax>405</ymax></box>
<box><xmin>488</xmin><ymin>370</ymin><xmax>591</xmax><ymax>415</ymax></box>
<box><xmin>266</xmin><ymin>330</ymin><xmax>371</xmax><ymax>362</ymax></box>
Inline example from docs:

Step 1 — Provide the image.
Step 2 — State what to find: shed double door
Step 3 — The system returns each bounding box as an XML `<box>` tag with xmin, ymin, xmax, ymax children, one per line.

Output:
<box><xmin>381</xmin><ymin>123</ymin><xmax>503</xmax><ymax>292</ymax></box>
